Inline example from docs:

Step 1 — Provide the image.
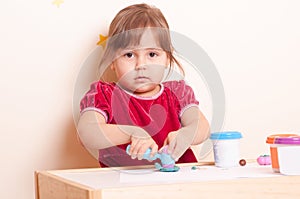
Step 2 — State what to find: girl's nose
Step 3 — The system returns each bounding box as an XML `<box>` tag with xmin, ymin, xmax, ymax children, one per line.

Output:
<box><xmin>135</xmin><ymin>55</ymin><xmax>147</xmax><ymax>70</ymax></box>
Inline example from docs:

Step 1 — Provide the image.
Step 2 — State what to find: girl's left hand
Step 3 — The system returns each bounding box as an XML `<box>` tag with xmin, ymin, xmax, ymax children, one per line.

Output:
<box><xmin>163</xmin><ymin>129</ymin><xmax>193</xmax><ymax>161</ymax></box>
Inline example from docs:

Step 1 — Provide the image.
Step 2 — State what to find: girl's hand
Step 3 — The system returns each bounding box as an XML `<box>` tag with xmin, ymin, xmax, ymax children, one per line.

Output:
<box><xmin>163</xmin><ymin>129</ymin><xmax>194</xmax><ymax>161</ymax></box>
<box><xmin>163</xmin><ymin>107</ymin><xmax>210</xmax><ymax>161</ymax></box>
<box><xmin>128</xmin><ymin>129</ymin><xmax>158</xmax><ymax>160</ymax></box>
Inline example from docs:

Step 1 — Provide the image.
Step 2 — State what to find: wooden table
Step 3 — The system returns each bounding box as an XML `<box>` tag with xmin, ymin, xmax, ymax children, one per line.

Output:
<box><xmin>35</xmin><ymin>162</ymin><xmax>300</xmax><ymax>199</ymax></box>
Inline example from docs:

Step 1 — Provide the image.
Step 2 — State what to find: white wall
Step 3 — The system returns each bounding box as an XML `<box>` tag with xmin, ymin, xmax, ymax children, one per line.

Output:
<box><xmin>0</xmin><ymin>0</ymin><xmax>300</xmax><ymax>198</ymax></box>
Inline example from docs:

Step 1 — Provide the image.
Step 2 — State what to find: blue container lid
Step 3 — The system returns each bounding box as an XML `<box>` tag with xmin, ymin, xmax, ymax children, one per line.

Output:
<box><xmin>210</xmin><ymin>131</ymin><xmax>242</xmax><ymax>140</ymax></box>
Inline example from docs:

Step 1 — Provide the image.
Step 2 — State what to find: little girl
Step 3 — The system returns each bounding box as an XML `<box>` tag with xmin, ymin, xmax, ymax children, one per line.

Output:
<box><xmin>77</xmin><ymin>3</ymin><xmax>210</xmax><ymax>167</ymax></box>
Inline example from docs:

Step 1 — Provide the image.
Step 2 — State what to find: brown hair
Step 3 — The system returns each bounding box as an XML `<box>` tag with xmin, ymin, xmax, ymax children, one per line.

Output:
<box><xmin>99</xmin><ymin>3</ymin><xmax>184</xmax><ymax>81</ymax></box>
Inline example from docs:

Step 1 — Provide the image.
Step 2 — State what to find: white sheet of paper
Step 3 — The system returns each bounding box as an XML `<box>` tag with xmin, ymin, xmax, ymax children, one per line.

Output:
<box><xmin>119</xmin><ymin>164</ymin><xmax>279</xmax><ymax>184</ymax></box>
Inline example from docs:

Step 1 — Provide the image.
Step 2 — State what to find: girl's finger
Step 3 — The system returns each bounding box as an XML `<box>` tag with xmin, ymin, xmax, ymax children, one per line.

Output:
<box><xmin>131</xmin><ymin>139</ymin><xmax>142</xmax><ymax>159</ymax></box>
<box><xmin>137</xmin><ymin>143</ymin><xmax>150</xmax><ymax>160</ymax></box>
<box><xmin>162</xmin><ymin>137</ymin><xmax>169</xmax><ymax>147</ymax></box>
<box><xmin>149</xmin><ymin>144</ymin><xmax>158</xmax><ymax>158</ymax></box>
<box><xmin>171</xmin><ymin>147</ymin><xmax>181</xmax><ymax>161</ymax></box>
<box><xmin>129</xmin><ymin>138</ymin><xmax>138</xmax><ymax>155</ymax></box>
<box><xmin>167</xmin><ymin>139</ymin><xmax>176</xmax><ymax>154</ymax></box>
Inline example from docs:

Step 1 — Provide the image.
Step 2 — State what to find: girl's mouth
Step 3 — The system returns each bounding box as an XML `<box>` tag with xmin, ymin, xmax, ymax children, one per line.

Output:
<box><xmin>135</xmin><ymin>76</ymin><xmax>150</xmax><ymax>81</ymax></box>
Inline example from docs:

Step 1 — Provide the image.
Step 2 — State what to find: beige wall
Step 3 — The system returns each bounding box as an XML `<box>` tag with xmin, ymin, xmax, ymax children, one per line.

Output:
<box><xmin>1</xmin><ymin>0</ymin><xmax>300</xmax><ymax>198</ymax></box>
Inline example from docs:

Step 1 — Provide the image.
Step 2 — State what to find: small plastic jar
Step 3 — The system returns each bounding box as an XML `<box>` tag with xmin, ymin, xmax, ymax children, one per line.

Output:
<box><xmin>273</xmin><ymin>136</ymin><xmax>300</xmax><ymax>175</ymax></box>
<box><xmin>210</xmin><ymin>131</ymin><xmax>242</xmax><ymax>168</ymax></box>
<box><xmin>266</xmin><ymin>134</ymin><xmax>298</xmax><ymax>172</ymax></box>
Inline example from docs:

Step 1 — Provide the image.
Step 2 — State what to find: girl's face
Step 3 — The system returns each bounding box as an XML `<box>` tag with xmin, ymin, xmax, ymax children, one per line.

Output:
<box><xmin>111</xmin><ymin>30</ymin><xmax>169</xmax><ymax>96</ymax></box>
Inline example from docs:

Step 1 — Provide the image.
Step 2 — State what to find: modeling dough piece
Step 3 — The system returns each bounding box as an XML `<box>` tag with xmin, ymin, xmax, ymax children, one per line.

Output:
<box><xmin>126</xmin><ymin>145</ymin><xmax>179</xmax><ymax>172</ymax></box>
<box><xmin>257</xmin><ymin>155</ymin><xmax>271</xmax><ymax>165</ymax></box>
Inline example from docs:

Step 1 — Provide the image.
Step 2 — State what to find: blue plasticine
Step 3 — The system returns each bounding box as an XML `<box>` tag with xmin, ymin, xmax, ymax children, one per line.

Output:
<box><xmin>125</xmin><ymin>145</ymin><xmax>160</xmax><ymax>161</ymax></box>
<box><xmin>126</xmin><ymin>145</ymin><xmax>178</xmax><ymax>172</ymax></box>
<box><xmin>158</xmin><ymin>165</ymin><xmax>180</xmax><ymax>172</ymax></box>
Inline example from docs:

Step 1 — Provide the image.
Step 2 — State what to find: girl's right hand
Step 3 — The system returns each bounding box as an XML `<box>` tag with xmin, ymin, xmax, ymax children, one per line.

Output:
<box><xmin>128</xmin><ymin>130</ymin><xmax>158</xmax><ymax>160</ymax></box>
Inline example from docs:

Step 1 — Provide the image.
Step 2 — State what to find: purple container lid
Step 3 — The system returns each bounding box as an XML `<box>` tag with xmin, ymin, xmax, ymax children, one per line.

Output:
<box><xmin>274</xmin><ymin>136</ymin><xmax>300</xmax><ymax>145</ymax></box>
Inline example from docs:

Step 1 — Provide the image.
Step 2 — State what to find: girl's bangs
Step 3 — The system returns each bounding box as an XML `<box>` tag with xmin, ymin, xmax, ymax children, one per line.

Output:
<box><xmin>108</xmin><ymin>27</ymin><xmax>172</xmax><ymax>52</ymax></box>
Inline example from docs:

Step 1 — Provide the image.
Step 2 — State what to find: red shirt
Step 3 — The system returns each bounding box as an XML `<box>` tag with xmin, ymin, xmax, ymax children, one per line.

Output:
<box><xmin>80</xmin><ymin>80</ymin><xmax>199</xmax><ymax>167</ymax></box>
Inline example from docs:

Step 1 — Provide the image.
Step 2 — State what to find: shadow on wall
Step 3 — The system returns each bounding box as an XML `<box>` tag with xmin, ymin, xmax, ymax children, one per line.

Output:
<box><xmin>57</xmin><ymin>46</ymin><xmax>105</xmax><ymax>169</ymax></box>
<box><xmin>57</xmin><ymin>118</ymin><xmax>99</xmax><ymax>169</ymax></box>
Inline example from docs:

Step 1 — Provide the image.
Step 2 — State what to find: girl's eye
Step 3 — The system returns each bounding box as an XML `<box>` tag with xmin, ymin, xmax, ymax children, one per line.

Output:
<box><xmin>124</xmin><ymin>52</ymin><xmax>134</xmax><ymax>58</ymax></box>
<box><xmin>149</xmin><ymin>52</ymin><xmax>157</xmax><ymax>57</ymax></box>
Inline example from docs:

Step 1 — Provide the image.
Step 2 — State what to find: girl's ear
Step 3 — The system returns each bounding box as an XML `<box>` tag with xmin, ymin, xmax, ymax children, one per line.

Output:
<box><xmin>166</xmin><ymin>58</ymin><xmax>171</xmax><ymax>68</ymax></box>
<box><xmin>101</xmin><ymin>63</ymin><xmax>118</xmax><ymax>82</ymax></box>
<box><xmin>110</xmin><ymin>62</ymin><xmax>115</xmax><ymax>71</ymax></box>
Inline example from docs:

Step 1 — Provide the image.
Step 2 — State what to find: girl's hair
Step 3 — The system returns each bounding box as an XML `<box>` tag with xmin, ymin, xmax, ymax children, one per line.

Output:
<box><xmin>99</xmin><ymin>3</ymin><xmax>184</xmax><ymax>81</ymax></box>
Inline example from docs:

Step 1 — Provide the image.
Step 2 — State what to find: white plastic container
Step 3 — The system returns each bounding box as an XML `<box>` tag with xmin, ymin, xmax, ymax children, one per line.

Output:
<box><xmin>210</xmin><ymin>131</ymin><xmax>242</xmax><ymax>168</ymax></box>
<box><xmin>273</xmin><ymin>136</ymin><xmax>300</xmax><ymax>175</ymax></box>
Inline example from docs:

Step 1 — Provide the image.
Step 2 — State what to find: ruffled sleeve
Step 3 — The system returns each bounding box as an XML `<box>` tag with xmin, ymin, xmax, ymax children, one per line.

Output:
<box><xmin>163</xmin><ymin>80</ymin><xmax>199</xmax><ymax>117</ymax></box>
<box><xmin>80</xmin><ymin>81</ymin><xmax>114</xmax><ymax>122</ymax></box>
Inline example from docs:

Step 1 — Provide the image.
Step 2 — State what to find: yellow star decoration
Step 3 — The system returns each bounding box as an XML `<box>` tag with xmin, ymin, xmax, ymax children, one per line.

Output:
<box><xmin>97</xmin><ymin>34</ymin><xmax>108</xmax><ymax>48</ymax></box>
<box><xmin>52</xmin><ymin>0</ymin><xmax>64</xmax><ymax>8</ymax></box>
